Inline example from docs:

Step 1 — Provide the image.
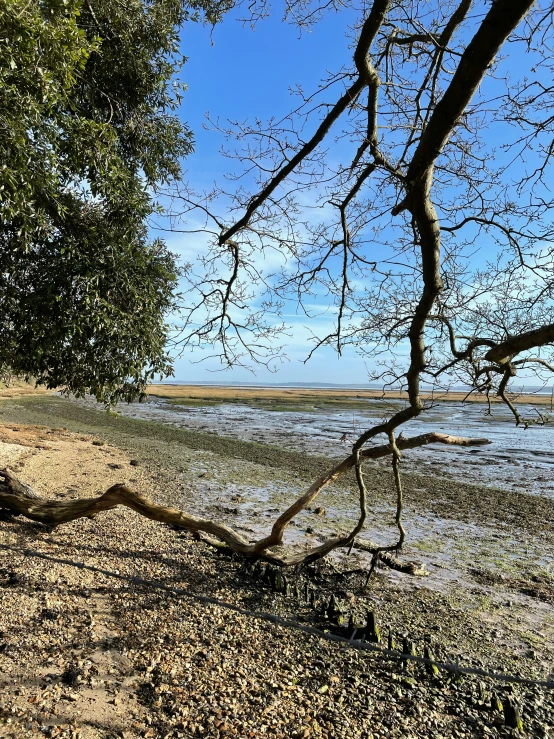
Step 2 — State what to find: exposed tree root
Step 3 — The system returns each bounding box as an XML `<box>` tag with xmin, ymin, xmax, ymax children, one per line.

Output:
<box><xmin>0</xmin><ymin>432</ymin><xmax>489</xmax><ymax>571</ymax></box>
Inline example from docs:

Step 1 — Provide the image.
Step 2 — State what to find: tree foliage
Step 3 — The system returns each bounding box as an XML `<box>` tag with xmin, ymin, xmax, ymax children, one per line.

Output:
<box><xmin>0</xmin><ymin>0</ymin><xmax>230</xmax><ymax>404</ymax></box>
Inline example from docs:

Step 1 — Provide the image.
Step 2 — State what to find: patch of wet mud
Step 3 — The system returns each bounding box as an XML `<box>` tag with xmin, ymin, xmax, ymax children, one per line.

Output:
<box><xmin>72</xmin><ymin>394</ymin><xmax>554</xmax><ymax>498</ymax></box>
<box><xmin>166</xmin><ymin>456</ymin><xmax>554</xmax><ymax>621</ymax></box>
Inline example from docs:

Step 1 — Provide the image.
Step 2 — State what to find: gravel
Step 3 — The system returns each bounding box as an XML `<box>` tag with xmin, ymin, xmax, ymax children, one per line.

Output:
<box><xmin>0</xmin><ymin>399</ymin><xmax>553</xmax><ymax>738</ymax></box>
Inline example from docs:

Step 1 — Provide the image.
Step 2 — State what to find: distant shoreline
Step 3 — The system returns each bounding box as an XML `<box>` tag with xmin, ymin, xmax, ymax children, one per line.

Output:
<box><xmin>149</xmin><ymin>383</ymin><xmax>554</xmax><ymax>406</ymax></box>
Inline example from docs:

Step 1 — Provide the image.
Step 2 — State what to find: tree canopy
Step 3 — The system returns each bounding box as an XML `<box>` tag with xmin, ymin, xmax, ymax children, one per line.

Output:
<box><xmin>0</xmin><ymin>0</ymin><xmax>229</xmax><ymax>404</ymax></box>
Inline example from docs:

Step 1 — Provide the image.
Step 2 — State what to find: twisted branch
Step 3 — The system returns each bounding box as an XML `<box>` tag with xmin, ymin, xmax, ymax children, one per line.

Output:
<box><xmin>0</xmin><ymin>431</ymin><xmax>489</xmax><ymax>570</ymax></box>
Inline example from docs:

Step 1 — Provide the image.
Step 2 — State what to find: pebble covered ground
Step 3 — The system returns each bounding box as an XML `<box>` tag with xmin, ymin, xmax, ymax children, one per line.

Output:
<box><xmin>0</xmin><ymin>400</ymin><xmax>553</xmax><ymax>739</ymax></box>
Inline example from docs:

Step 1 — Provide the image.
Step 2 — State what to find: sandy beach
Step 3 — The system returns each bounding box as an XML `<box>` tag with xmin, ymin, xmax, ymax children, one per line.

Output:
<box><xmin>0</xmin><ymin>393</ymin><xmax>553</xmax><ymax>738</ymax></box>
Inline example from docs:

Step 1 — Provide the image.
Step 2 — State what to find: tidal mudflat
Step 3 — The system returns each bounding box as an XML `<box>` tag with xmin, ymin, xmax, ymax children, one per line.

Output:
<box><xmin>0</xmin><ymin>396</ymin><xmax>554</xmax><ymax>739</ymax></box>
<box><xmin>1</xmin><ymin>394</ymin><xmax>553</xmax><ymax>641</ymax></box>
<box><xmin>90</xmin><ymin>387</ymin><xmax>554</xmax><ymax>497</ymax></box>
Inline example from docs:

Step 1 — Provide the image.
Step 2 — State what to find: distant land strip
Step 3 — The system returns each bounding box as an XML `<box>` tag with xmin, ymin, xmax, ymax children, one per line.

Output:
<box><xmin>148</xmin><ymin>383</ymin><xmax>554</xmax><ymax>406</ymax></box>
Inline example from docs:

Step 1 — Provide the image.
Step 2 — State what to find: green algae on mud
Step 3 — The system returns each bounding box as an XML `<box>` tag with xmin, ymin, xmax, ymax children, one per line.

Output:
<box><xmin>0</xmin><ymin>394</ymin><xmax>333</xmax><ymax>481</ymax></box>
<box><xmin>166</xmin><ymin>395</ymin><xmax>404</xmax><ymax>413</ymax></box>
<box><xmin>1</xmin><ymin>394</ymin><xmax>553</xmax><ymax>540</ymax></box>
<box><xmin>2</xmin><ymin>394</ymin><xmax>554</xmax><ymax>681</ymax></box>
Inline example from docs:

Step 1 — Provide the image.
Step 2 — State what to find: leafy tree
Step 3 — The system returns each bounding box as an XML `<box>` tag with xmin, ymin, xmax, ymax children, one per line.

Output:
<box><xmin>0</xmin><ymin>0</ymin><xmax>229</xmax><ymax>404</ymax></box>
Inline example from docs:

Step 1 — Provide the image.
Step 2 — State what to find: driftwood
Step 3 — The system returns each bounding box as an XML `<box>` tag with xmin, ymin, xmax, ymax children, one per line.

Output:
<box><xmin>0</xmin><ymin>431</ymin><xmax>489</xmax><ymax>570</ymax></box>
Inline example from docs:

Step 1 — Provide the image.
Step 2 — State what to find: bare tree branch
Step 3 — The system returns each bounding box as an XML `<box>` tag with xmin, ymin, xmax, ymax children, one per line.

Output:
<box><xmin>0</xmin><ymin>431</ymin><xmax>489</xmax><ymax>567</ymax></box>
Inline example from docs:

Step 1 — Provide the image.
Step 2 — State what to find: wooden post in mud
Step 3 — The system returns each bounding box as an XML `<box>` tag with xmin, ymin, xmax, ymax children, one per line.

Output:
<box><xmin>387</xmin><ymin>631</ymin><xmax>395</xmax><ymax>651</ymax></box>
<box><xmin>348</xmin><ymin>614</ymin><xmax>366</xmax><ymax>641</ymax></box>
<box><xmin>252</xmin><ymin>561</ymin><xmax>265</xmax><ymax>580</ymax></box>
<box><xmin>325</xmin><ymin>594</ymin><xmax>339</xmax><ymax>621</ymax></box>
<box><xmin>423</xmin><ymin>645</ymin><xmax>439</xmax><ymax>676</ymax></box>
<box><xmin>503</xmin><ymin>698</ymin><xmax>523</xmax><ymax>731</ymax></box>
<box><xmin>402</xmin><ymin>638</ymin><xmax>416</xmax><ymax>669</ymax></box>
<box><xmin>491</xmin><ymin>692</ymin><xmax>503</xmax><ymax>713</ymax></box>
<box><xmin>273</xmin><ymin>569</ymin><xmax>285</xmax><ymax>592</ymax></box>
<box><xmin>324</xmin><ymin>594</ymin><xmax>348</xmax><ymax>626</ymax></box>
<box><xmin>365</xmin><ymin>611</ymin><xmax>381</xmax><ymax>643</ymax></box>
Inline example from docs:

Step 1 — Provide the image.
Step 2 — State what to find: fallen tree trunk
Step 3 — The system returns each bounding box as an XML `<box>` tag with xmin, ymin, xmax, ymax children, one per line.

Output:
<box><xmin>0</xmin><ymin>431</ymin><xmax>489</xmax><ymax>570</ymax></box>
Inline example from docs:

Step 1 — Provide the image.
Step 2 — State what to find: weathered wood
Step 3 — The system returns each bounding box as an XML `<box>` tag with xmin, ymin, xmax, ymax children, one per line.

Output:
<box><xmin>274</xmin><ymin>570</ymin><xmax>285</xmax><ymax>593</ymax></box>
<box><xmin>0</xmin><ymin>432</ymin><xmax>488</xmax><ymax>570</ymax></box>
<box><xmin>251</xmin><ymin>432</ymin><xmax>490</xmax><ymax>556</ymax></box>
<box><xmin>491</xmin><ymin>692</ymin><xmax>503</xmax><ymax>713</ymax></box>
<box><xmin>477</xmin><ymin>681</ymin><xmax>488</xmax><ymax>703</ymax></box>
<box><xmin>348</xmin><ymin>614</ymin><xmax>362</xmax><ymax>641</ymax></box>
<box><xmin>503</xmin><ymin>697</ymin><xmax>523</xmax><ymax>730</ymax></box>
<box><xmin>365</xmin><ymin>611</ymin><xmax>381</xmax><ymax>643</ymax></box>
<box><xmin>0</xmin><ymin>469</ymin><xmax>41</xmax><ymax>500</ymax></box>
<box><xmin>355</xmin><ymin>540</ymin><xmax>426</xmax><ymax>576</ymax></box>
<box><xmin>423</xmin><ymin>644</ymin><xmax>439</xmax><ymax>676</ymax></box>
<box><xmin>402</xmin><ymin>637</ymin><xmax>416</xmax><ymax>667</ymax></box>
<box><xmin>326</xmin><ymin>594</ymin><xmax>342</xmax><ymax>622</ymax></box>
<box><xmin>0</xmin><ymin>469</ymin><xmax>256</xmax><ymax>551</ymax></box>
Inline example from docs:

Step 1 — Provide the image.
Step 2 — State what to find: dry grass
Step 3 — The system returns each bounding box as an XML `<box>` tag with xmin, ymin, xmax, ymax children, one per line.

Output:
<box><xmin>148</xmin><ymin>383</ymin><xmax>554</xmax><ymax>406</ymax></box>
<box><xmin>0</xmin><ymin>380</ymin><xmax>52</xmax><ymax>400</ymax></box>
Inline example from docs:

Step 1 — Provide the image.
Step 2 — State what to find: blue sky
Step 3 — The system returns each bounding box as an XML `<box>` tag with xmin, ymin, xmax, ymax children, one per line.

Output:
<box><xmin>155</xmin><ymin>4</ymin><xmax>549</xmax><ymax>387</ymax></box>
<box><xmin>162</xmin><ymin>6</ymin><xmax>377</xmax><ymax>383</ymax></box>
